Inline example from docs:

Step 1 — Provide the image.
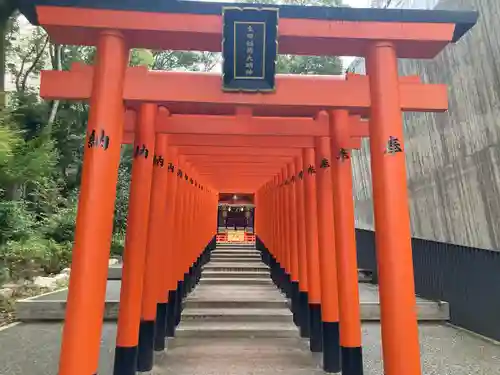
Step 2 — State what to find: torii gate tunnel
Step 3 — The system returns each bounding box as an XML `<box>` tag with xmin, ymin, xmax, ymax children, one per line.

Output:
<box><xmin>22</xmin><ymin>1</ymin><xmax>477</xmax><ymax>375</ymax></box>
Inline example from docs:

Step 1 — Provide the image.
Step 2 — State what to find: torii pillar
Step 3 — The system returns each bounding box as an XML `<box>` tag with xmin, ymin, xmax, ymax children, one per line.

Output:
<box><xmin>58</xmin><ymin>31</ymin><xmax>128</xmax><ymax>375</ymax></box>
<box><xmin>366</xmin><ymin>43</ymin><xmax>421</xmax><ymax>375</ymax></box>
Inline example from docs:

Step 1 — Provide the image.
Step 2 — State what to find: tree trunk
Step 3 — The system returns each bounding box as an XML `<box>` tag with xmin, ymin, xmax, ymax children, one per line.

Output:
<box><xmin>0</xmin><ymin>15</ymin><xmax>9</xmax><ymax>108</ymax></box>
<box><xmin>47</xmin><ymin>43</ymin><xmax>62</xmax><ymax>132</ymax></box>
<box><xmin>0</xmin><ymin>1</ymin><xmax>17</xmax><ymax>108</ymax></box>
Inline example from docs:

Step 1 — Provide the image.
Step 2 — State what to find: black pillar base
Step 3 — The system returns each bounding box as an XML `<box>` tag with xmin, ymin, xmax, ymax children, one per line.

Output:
<box><xmin>183</xmin><ymin>272</ymin><xmax>190</xmax><ymax>297</ymax></box>
<box><xmin>290</xmin><ymin>281</ymin><xmax>300</xmax><ymax>326</ymax></box>
<box><xmin>166</xmin><ymin>290</ymin><xmax>177</xmax><ymax>337</ymax></box>
<box><xmin>113</xmin><ymin>346</ymin><xmax>138</xmax><ymax>375</ymax></box>
<box><xmin>298</xmin><ymin>291</ymin><xmax>310</xmax><ymax>338</ymax></box>
<box><xmin>154</xmin><ymin>303</ymin><xmax>168</xmax><ymax>351</ymax></box>
<box><xmin>283</xmin><ymin>272</ymin><xmax>292</xmax><ymax>299</ymax></box>
<box><xmin>259</xmin><ymin>243</ymin><xmax>270</xmax><ymax>265</ymax></box>
<box><xmin>185</xmin><ymin>267</ymin><xmax>192</xmax><ymax>294</ymax></box>
<box><xmin>309</xmin><ymin>303</ymin><xmax>323</xmax><ymax>352</ymax></box>
<box><xmin>191</xmin><ymin>263</ymin><xmax>197</xmax><ymax>289</ymax></box>
<box><xmin>278</xmin><ymin>266</ymin><xmax>287</xmax><ymax>295</ymax></box>
<box><xmin>203</xmin><ymin>246</ymin><xmax>211</xmax><ymax>265</ymax></box>
<box><xmin>341</xmin><ymin>346</ymin><xmax>364</xmax><ymax>375</ymax></box>
<box><xmin>322</xmin><ymin>321</ymin><xmax>341</xmax><ymax>373</ymax></box>
<box><xmin>270</xmin><ymin>258</ymin><xmax>278</xmax><ymax>286</ymax></box>
<box><xmin>137</xmin><ymin>320</ymin><xmax>155</xmax><ymax>372</ymax></box>
<box><xmin>195</xmin><ymin>257</ymin><xmax>202</xmax><ymax>284</ymax></box>
<box><xmin>175</xmin><ymin>280</ymin><xmax>184</xmax><ymax>326</ymax></box>
<box><xmin>209</xmin><ymin>235</ymin><xmax>216</xmax><ymax>250</ymax></box>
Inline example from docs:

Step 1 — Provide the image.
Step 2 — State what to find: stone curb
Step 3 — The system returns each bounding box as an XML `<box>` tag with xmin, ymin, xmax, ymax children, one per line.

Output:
<box><xmin>14</xmin><ymin>299</ymin><xmax>450</xmax><ymax>322</ymax></box>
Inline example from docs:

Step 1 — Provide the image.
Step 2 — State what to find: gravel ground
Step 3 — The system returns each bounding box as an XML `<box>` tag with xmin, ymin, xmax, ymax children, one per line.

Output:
<box><xmin>0</xmin><ymin>322</ymin><xmax>498</xmax><ymax>375</ymax></box>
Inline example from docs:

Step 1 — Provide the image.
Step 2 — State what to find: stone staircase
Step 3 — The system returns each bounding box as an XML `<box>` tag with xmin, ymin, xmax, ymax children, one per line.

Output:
<box><xmin>176</xmin><ymin>244</ymin><xmax>299</xmax><ymax>338</ymax></box>
<box><xmin>14</xmin><ymin>242</ymin><xmax>449</xmax><ymax>322</ymax></box>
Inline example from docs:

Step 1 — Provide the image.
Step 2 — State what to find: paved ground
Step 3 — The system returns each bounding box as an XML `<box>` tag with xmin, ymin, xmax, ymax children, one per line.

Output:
<box><xmin>0</xmin><ymin>322</ymin><xmax>498</xmax><ymax>375</ymax></box>
<box><xmin>5</xmin><ymin>246</ymin><xmax>499</xmax><ymax>374</ymax></box>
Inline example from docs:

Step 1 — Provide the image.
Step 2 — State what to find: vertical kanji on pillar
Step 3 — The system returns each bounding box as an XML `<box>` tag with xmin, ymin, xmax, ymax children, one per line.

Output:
<box><xmin>58</xmin><ymin>30</ymin><xmax>128</xmax><ymax>375</ymax></box>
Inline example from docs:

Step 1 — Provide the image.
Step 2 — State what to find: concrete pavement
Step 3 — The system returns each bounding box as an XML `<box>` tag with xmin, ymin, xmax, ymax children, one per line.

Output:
<box><xmin>3</xmin><ymin>244</ymin><xmax>498</xmax><ymax>374</ymax></box>
<box><xmin>0</xmin><ymin>322</ymin><xmax>498</xmax><ymax>375</ymax></box>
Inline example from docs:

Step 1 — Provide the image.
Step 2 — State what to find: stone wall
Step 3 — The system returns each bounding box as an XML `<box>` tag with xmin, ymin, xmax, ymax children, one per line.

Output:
<box><xmin>349</xmin><ymin>0</ymin><xmax>500</xmax><ymax>250</ymax></box>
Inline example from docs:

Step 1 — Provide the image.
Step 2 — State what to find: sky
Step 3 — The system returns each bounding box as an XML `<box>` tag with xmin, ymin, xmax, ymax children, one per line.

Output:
<box><xmin>205</xmin><ymin>0</ymin><xmax>372</xmax><ymax>6</ymax></box>
<box><xmin>345</xmin><ymin>0</ymin><xmax>371</xmax><ymax>7</ymax></box>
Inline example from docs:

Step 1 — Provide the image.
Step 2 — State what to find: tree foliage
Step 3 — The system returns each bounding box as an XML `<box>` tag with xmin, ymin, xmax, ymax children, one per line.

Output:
<box><xmin>0</xmin><ymin>0</ymin><xmax>344</xmax><ymax>282</ymax></box>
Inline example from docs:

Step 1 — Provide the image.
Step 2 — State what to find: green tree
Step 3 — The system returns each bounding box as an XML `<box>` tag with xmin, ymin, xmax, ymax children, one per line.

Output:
<box><xmin>0</xmin><ymin>17</ymin><xmax>94</xmax><ymax>280</ymax></box>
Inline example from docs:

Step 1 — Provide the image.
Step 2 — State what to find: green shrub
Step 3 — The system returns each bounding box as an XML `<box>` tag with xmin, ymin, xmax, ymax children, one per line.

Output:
<box><xmin>39</xmin><ymin>239</ymin><xmax>72</xmax><ymax>274</ymax></box>
<box><xmin>0</xmin><ymin>236</ymin><xmax>73</xmax><ymax>280</ymax></box>
<box><xmin>0</xmin><ymin>200</ymin><xmax>36</xmax><ymax>245</ymax></box>
<box><xmin>42</xmin><ymin>204</ymin><xmax>77</xmax><ymax>244</ymax></box>
<box><xmin>0</xmin><ymin>236</ymin><xmax>47</xmax><ymax>280</ymax></box>
<box><xmin>110</xmin><ymin>230</ymin><xmax>125</xmax><ymax>257</ymax></box>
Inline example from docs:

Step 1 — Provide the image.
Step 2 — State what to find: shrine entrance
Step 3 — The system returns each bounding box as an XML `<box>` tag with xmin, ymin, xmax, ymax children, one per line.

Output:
<box><xmin>20</xmin><ymin>1</ymin><xmax>478</xmax><ymax>375</ymax></box>
<box><xmin>218</xmin><ymin>193</ymin><xmax>255</xmax><ymax>231</ymax></box>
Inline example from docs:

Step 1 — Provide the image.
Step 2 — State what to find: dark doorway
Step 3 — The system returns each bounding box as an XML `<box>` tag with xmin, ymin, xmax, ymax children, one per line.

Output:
<box><xmin>217</xmin><ymin>193</ymin><xmax>255</xmax><ymax>232</ymax></box>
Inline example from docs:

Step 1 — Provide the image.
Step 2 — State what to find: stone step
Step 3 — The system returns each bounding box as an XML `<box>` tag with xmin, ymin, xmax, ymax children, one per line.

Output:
<box><xmin>109</xmin><ymin>265</ymin><xmax>372</xmax><ymax>283</ymax></box>
<box><xmin>181</xmin><ymin>308</ymin><xmax>293</xmax><ymax>323</ymax></box>
<box><xmin>184</xmin><ymin>298</ymin><xmax>288</xmax><ymax>309</ymax></box>
<box><xmin>175</xmin><ymin>321</ymin><xmax>299</xmax><ymax>338</ymax></box>
<box><xmin>215</xmin><ymin>244</ymin><xmax>256</xmax><ymax>248</ymax></box>
<box><xmin>210</xmin><ymin>256</ymin><xmax>261</xmax><ymax>262</ymax></box>
<box><xmin>202</xmin><ymin>271</ymin><xmax>270</xmax><ymax>279</ymax></box>
<box><xmin>109</xmin><ymin>264</ymin><xmax>372</xmax><ymax>283</ymax></box>
<box><xmin>201</xmin><ymin>270</ymin><xmax>373</xmax><ymax>283</ymax></box>
<box><xmin>211</xmin><ymin>252</ymin><xmax>260</xmax><ymax>256</ymax></box>
<box><xmin>15</xmin><ymin>281</ymin><xmax>451</xmax><ymax>322</ymax></box>
<box><xmin>211</xmin><ymin>251</ymin><xmax>260</xmax><ymax>256</ymax></box>
<box><xmin>108</xmin><ymin>266</ymin><xmax>122</xmax><ymax>280</ymax></box>
<box><xmin>203</xmin><ymin>263</ymin><xmax>269</xmax><ymax>272</ymax></box>
<box><xmin>200</xmin><ymin>278</ymin><xmax>273</xmax><ymax>286</ymax></box>
<box><xmin>16</xmin><ymin>298</ymin><xmax>450</xmax><ymax>322</ymax></box>
<box><xmin>214</xmin><ymin>248</ymin><xmax>257</xmax><ymax>251</ymax></box>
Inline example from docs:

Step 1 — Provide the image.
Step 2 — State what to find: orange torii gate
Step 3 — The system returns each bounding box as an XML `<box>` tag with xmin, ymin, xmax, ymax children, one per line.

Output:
<box><xmin>23</xmin><ymin>1</ymin><xmax>478</xmax><ymax>375</ymax></box>
<box><xmin>46</xmin><ymin>58</ymin><xmax>451</xmax><ymax>375</ymax></box>
<box><xmin>135</xmin><ymin>111</ymin><xmax>369</xmax><ymax>360</ymax></box>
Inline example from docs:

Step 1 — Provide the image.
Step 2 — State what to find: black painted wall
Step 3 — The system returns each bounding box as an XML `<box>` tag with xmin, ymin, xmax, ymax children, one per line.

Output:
<box><xmin>356</xmin><ymin>229</ymin><xmax>500</xmax><ymax>341</ymax></box>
